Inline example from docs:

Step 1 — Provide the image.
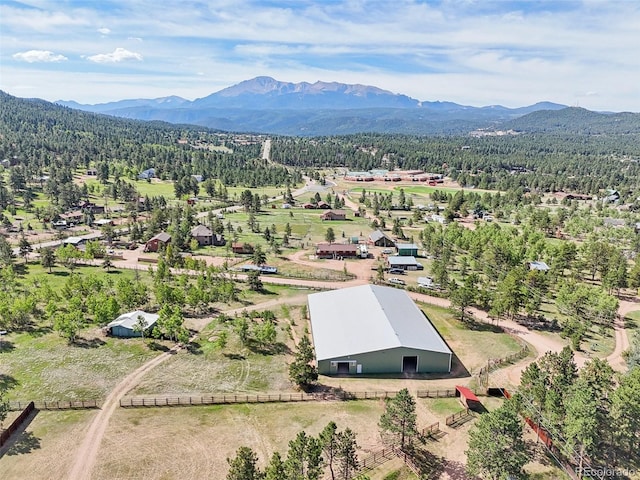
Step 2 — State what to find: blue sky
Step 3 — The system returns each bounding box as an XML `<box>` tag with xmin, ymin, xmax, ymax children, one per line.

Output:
<box><xmin>1</xmin><ymin>0</ymin><xmax>639</xmax><ymax>111</ymax></box>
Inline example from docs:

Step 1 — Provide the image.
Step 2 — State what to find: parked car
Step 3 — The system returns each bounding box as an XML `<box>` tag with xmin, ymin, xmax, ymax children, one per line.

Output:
<box><xmin>387</xmin><ymin>277</ymin><xmax>406</xmax><ymax>286</ymax></box>
<box><xmin>381</xmin><ymin>248</ymin><xmax>394</xmax><ymax>254</ymax></box>
<box><xmin>388</xmin><ymin>268</ymin><xmax>406</xmax><ymax>275</ymax></box>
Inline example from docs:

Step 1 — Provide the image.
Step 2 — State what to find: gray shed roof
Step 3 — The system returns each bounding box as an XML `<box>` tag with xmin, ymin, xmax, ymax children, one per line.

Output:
<box><xmin>107</xmin><ymin>311</ymin><xmax>159</xmax><ymax>331</ymax></box>
<box><xmin>308</xmin><ymin>284</ymin><xmax>451</xmax><ymax>361</ymax></box>
<box><xmin>396</xmin><ymin>243</ymin><xmax>419</xmax><ymax>250</ymax></box>
<box><xmin>369</xmin><ymin>229</ymin><xmax>392</xmax><ymax>242</ymax></box>
<box><xmin>388</xmin><ymin>256</ymin><xmax>421</xmax><ymax>266</ymax></box>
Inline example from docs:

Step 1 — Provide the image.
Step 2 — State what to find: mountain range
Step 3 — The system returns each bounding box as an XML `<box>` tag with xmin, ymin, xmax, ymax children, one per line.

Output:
<box><xmin>54</xmin><ymin>76</ymin><xmax>640</xmax><ymax>136</ymax></box>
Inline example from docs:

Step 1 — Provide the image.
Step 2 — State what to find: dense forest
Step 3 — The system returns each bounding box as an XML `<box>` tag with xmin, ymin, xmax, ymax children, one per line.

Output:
<box><xmin>271</xmin><ymin>133</ymin><xmax>640</xmax><ymax>195</ymax></box>
<box><xmin>0</xmin><ymin>91</ymin><xmax>300</xmax><ymax>190</ymax></box>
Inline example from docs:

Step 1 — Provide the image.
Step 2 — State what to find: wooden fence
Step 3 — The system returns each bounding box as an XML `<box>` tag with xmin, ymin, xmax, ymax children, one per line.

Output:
<box><xmin>417</xmin><ymin>388</ymin><xmax>457</xmax><ymax>398</ymax></box>
<box><xmin>421</xmin><ymin>421</ymin><xmax>440</xmax><ymax>439</ymax></box>
<box><xmin>477</xmin><ymin>344</ymin><xmax>529</xmax><ymax>387</ymax></box>
<box><xmin>0</xmin><ymin>401</ymin><xmax>34</xmax><ymax>448</ymax></box>
<box><xmin>445</xmin><ymin>408</ymin><xmax>472</xmax><ymax>427</ymax></box>
<box><xmin>9</xmin><ymin>400</ymin><xmax>99</xmax><ymax>411</ymax></box>
<box><xmin>120</xmin><ymin>391</ymin><xmax>399</xmax><ymax>408</ymax></box>
<box><xmin>353</xmin><ymin>446</ymin><xmax>398</xmax><ymax>475</ymax></box>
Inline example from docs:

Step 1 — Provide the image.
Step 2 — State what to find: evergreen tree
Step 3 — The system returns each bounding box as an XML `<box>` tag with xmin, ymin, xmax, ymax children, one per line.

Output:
<box><xmin>226</xmin><ymin>446</ymin><xmax>263</xmax><ymax>480</ymax></box>
<box><xmin>378</xmin><ymin>388</ymin><xmax>418</xmax><ymax>448</ymax></box>
<box><xmin>284</xmin><ymin>431</ymin><xmax>323</xmax><ymax>480</ymax></box>
<box><xmin>289</xmin><ymin>335</ymin><xmax>318</xmax><ymax>390</ymax></box>
<box><xmin>40</xmin><ymin>247</ymin><xmax>56</xmax><ymax>273</ymax></box>
<box><xmin>466</xmin><ymin>402</ymin><xmax>527</xmax><ymax>480</ymax></box>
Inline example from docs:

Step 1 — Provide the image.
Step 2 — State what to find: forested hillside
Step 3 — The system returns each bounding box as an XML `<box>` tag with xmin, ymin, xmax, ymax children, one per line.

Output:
<box><xmin>0</xmin><ymin>91</ymin><xmax>298</xmax><ymax>190</ymax></box>
<box><xmin>271</xmin><ymin>133</ymin><xmax>640</xmax><ymax>195</ymax></box>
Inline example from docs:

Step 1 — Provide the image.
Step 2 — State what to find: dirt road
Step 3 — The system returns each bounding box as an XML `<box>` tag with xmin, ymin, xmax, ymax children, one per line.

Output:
<box><xmin>606</xmin><ymin>298</ymin><xmax>637</xmax><ymax>370</ymax></box>
<box><xmin>67</xmin><ymin>345</ymin><xmax>181</xmax><ymax>480</ymax></box>
<box><xmin>65</xmin><ymin>294</ymin><xmax>310</xmax><ymax>479</ymax></box>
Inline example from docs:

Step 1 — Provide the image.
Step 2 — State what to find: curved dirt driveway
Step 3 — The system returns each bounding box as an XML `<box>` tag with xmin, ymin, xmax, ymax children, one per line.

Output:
<box><xmin>606</xmin><ymin>298</ymin><xmax>637</xmax><ymax>370</ymax></box>
<box><xmin>67</xmin><ymin>345</ymin><xmax>181</xmax><ymax>480</ymax></box>
<box><xmin>66</xmin><ymin>294</ymin><xmax>311</xmax><ymax>480</ymax></box>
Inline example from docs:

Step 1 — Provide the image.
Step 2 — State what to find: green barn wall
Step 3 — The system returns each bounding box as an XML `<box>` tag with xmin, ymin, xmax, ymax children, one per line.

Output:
<box><xmin>318</xmin><ymin>347</ymin><xmax>451</xmax><ymax>375</ymax></box>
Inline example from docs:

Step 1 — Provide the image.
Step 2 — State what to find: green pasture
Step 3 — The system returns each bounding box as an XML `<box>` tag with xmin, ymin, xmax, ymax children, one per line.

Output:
<box><xmin>421</xmin><ymin>303</ymin><xmax>524</xmax><ymax>372</ymax></box>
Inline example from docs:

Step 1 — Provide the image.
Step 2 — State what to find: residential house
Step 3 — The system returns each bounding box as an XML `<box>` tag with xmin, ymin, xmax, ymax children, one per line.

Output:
<box><xmin>320</xmin><ymin>210</ymin><xmax>347</xmax><ymax>221</ymax></box>
<box><xmin>144</xmin><ymin>232</ymin><xmax>171</xmax><ymax>252</ymax></box>
<box><xmin>191</xmin><ymin>225</ymin><xmax>226</xmax><ymax>246</ymax></box>
<box><xmin>138</xmin><ymin>168</ymin><xmax>156</xmax><ymax>180</ymax></box>
<box><xmin>315</xmin><ymin>243</ymin><xmax>359</xmax><ymax>259</ymax></box>
<box><xmin>368</xmin><ymin>229</ymin><xmax>395</xmax><ymax>247</ymax></box>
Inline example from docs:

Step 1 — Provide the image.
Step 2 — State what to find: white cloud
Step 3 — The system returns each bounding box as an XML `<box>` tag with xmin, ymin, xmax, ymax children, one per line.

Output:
<box><xmin>97</xmin><ymin>27</ymin><xmax>111</xmax><ymax>34</ymax></box>
<box><xmin>87</xmin><ymin>47</ymin><xmax>143</xmax><ymax>63</ymax></box>
<box><xmin>12</xmin><ymin>50</ymin><xmax>67</xmax><ymax>63</ymax></box>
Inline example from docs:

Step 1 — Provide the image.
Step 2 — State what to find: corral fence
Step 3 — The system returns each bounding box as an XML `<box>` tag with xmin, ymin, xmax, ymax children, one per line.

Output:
<box><xmin>417</xmin><ymin>388</ymin><xmax>469</xmax><ymax>398</ymax></box>
<box><xmin>349</xmin><ymin>445</ymin><xmax>421</xmax><ymax>479</ymax></box>
<box><xmin>352</xmin><ymin>446</ymin><xmax>398</xmax><ymax>475</ymax></box>
<box><xmin>0</xmin><ymin>401</ymin><xmax>34</xmax><ymax>448</ymax></box>
<box><xmin>445</xmin><ymin>408</ymin><xmax>472</xmax><ymax>427</ymax></box>
<box><xmin>120</xmin><ymin>391</ymin><xmax>400</xmax><ymax>408</ymax></box>
<box><xmin>9</xmin><ymin>400</ymin><xmax>99</xmax><ymax>411</ymax></box>
<box><xmin>478</xmin><ymin>344</ymin><xmax>529</xmax><ymax>387</ymax></box>
<box><xmin>421</xmin><ymin>421</ymin><xmax>440</xmax><ymax>439</ymax></box>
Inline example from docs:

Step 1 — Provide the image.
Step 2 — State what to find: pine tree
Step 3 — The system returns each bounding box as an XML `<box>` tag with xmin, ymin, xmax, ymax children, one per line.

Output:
<box><xmin>289</xmin><ymin>335</ymin><xmax>318</xmax><ymax>390</ymax></box>
<box><xmin>226</xmin><ymin>446</ymin><xmax>263</xmax><ymax>480</ymax></box>
<box><xmin>378</xmin><ymin>388</ymin><xmax>418</xmax><ymax>448</ymax></box>
<box><xmin>466</xmin><ymin>402</ymin><xmax>527</xmax><ymax>480</ymax></box>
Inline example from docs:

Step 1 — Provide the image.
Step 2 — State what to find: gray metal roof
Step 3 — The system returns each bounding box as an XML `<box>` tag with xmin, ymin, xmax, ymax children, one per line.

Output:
<box><xmin>369</xmin><ymin>229</ymin><xmax>392</xmax><ymax>242</ymax></box>
<box><xmin>388</xmin><ymin>256</ymin><xmax>421</xmax><ymax>266</ymax></box>
<box><xmin>107</xmin><ymin>311</ymin><xmax>159</xmax><ymax>331</ymax></box>
<box><xmin>396</xmin><ymin>243</ymin><xmax>419</xmax><ymax>250</ymax></box>
<box><xmin>308</xmin><ymin>284</ymin><xmax>451</xmax><ymax>361</ymax></box>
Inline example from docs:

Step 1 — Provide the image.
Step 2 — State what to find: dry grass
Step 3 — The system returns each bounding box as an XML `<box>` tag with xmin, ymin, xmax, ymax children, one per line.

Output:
<box><xmin>1</xmin><ymin>327</ymin><xmax>162</xmax><ymax>401</ymax></box>
<box><xmin>93</xmin><ymin>401</ymin><xmax>387</xmax><ymax>480</ymax></box>
<box><xmin>0</xmin><ymin>410</ymin><xmax>96</xmax><ymax>480</ymax></box>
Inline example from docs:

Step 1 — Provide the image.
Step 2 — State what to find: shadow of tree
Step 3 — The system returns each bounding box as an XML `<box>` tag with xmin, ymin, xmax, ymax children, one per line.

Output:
<box><xmin>223</xmin><ymin>353</ymin><xmax>245</xmax><ymax>360</ymax></box>
<box><xmin>73</xmin><ymin>336</ymin><xmax>106</xmax><ymax>349</ymax></box>
<box><xmin>442</xmin><ymin>460</ymin><xmax>479</xmax><ymax>480</ymax></box>
<box><xmin>6</xmin><ymin>431</ymin><xmax>41</xmax><ymax>456</ymax></box>
<box><xmin>0</xmin><ymin>340</ymin><xmax>15</xmax><ymax>353</ymax></box>
<box><xmin>0</xmin><ymin>374</ymin><xmax>19</xmax><ymax>391</ymax></box>
<box><xmin>147</xmin><ymin>341</ymin><xmax>170</xmax><ymax>352</ymax></box>
<box><xmin>186</xmin><ymin>341</ymin><xmax>203</xmax><ymax>355</ymax></box>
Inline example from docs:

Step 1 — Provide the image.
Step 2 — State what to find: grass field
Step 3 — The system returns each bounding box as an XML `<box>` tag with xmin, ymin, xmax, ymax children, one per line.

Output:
<box><xmin>421</xmin><ymin>304</ymin><xmax>523</xmax><ymax>373</ymax></box>
<box><xmin>0</xmin><ymin>326</ymin><xmax>161</xmax><ymax>401</ymax></box>
<box><xmin>93</xmin><ymin>401</ymin><xmax>387</xmax><ymax>480</ymax></box>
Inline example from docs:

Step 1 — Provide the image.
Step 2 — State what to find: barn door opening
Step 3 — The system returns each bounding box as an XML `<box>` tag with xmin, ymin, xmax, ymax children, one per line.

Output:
<box><xmin>402</xmin><ymin>356</ymin><xmax>418</xmax><ymax>373</ymax></box>
<box><xmin>337</xmin><ymin>362</ymin><xmax>350</xmax><ymax>374</ymax></box>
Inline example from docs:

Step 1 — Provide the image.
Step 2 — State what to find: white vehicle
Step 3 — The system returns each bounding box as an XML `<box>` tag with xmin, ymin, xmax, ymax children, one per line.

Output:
<box><xmin>381</xmin><ymin>248</ymin><xmax>394</xmax><ymax>254</ymax></box>
<box><xmin>387</xmin><ymin>277</ymin><xmax>406</xmax><ymax>286</ymax></box>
